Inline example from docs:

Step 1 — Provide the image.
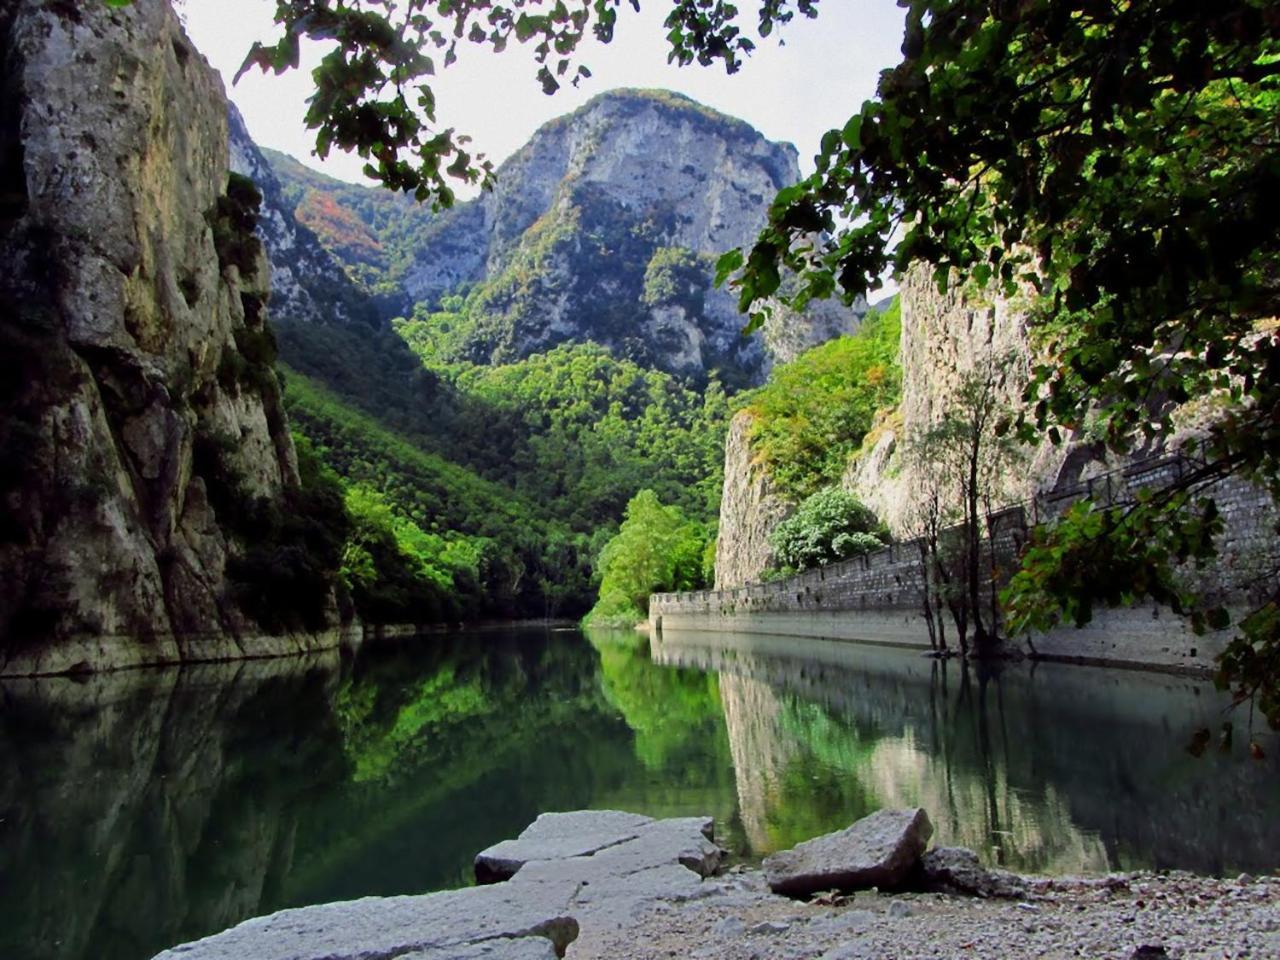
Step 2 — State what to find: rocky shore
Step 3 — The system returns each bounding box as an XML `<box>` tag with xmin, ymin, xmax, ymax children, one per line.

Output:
<box><xmin>155</xmin><ymin>809</ymin><xmax>1279</xmax><ymax>960</ymax></box>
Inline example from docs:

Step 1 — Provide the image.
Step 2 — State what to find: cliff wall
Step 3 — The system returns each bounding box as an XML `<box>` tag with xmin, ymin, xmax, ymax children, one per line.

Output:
<box><xmin>400</xmin><ymin>90</ymin><xmax>861</xmax><ymax>383</ymax></box>
<box><xmin>713</xmin><ymin>411</ymin><xmax>792</xmax><ymax>589</ymax></box>
<box><xmin>847</xmin><ymin>265</ymin><xmax>1074</xmax><ymax>537</ymax></box>
<box><xmin>0</xmin><ymin>0</ymin><xmax>341</xmax><ymax>674</ymax></box>
<box><xmin>227</xmin><ymin>106</ymin><xmax>377</xmax><ymax>330</ymax></box>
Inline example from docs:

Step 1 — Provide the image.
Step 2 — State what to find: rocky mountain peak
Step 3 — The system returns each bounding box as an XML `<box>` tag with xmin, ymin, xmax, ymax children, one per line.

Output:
<box><xmin>395</xmin><ymin>87</ymin><xmax>860</xmax><ymax>384</ymax></box>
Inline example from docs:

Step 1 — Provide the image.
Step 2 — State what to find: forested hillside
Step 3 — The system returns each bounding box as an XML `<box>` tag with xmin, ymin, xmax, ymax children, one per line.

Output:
<box><xmin>219</xmin><ymin>88</ymin><xmax>873</xmax><ymax>624</ymax></box>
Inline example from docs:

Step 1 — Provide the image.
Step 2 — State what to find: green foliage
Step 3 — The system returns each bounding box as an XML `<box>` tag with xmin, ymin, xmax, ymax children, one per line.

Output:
<box><xmin>1002</xmin><ymin>497</ymin><xmax>1226</xmax><ymax>637</ymax></box>
<box><xmin>742</xmin><ymin>298</ymin><xmax>901</xmax><ymax>499</ymax></box>
<box><xmin>768</xmin><ymin>487</ymin><xmax>886</xmax><ymax>574</ymax></box>
<box><xmin>340</xmin><ymin>484</ymin><xmax>486</xmax><ymax>624</ymax></box>
<box><xmin>642</xmin><ymin>246</ymin><xmax>710</xmax><ymax>312</ymax></box>
<box><xmin>585</xmin><ymin>490</ymin><xmax>711</xmax><ymax>626</ymax></box>
<box><xmin>383</xmin><ymin>338</ymin><xmax>730</xmax><ymax>527</ymax></box>
<box><xmin>283</xmin><ymin>368</ymin><xmax>600</xmax><ymax>618</ymax></box>
<box><xmin>206</xmin><ymin>172</ymin><xmax>264</xmax><ymax>276</ymax></box>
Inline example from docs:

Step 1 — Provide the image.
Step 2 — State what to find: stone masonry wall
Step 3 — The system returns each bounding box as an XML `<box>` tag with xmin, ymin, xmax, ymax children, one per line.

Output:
<box><xmin>653</xmin><ymin>457</ymin><xmax>1277</xmax><ymax>675</ymax></box>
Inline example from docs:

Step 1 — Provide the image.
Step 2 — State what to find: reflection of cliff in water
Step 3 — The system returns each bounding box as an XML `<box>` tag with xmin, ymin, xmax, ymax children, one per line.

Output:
<box><xmin>655</xmin><ymin>630</ymin><xmax>1280</xmax><ymax>875</ymax></box>
<box><xmin>0</xmin><ymin>630</ymin><xmax>647</xmax><ymax>960</ymax></box>
<box><xmin>0</xmin><ymin>656</ymin><xmax>345</xmax><ymax>960</ymax></box>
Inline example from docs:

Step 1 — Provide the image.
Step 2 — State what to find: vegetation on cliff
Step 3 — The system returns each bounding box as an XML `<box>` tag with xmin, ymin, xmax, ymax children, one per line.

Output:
<box><xmin>767</xmin><ymin>488</ymin><xmax>888</xmax><ymax>578</ymax></box>
<box><xmin>722</xmin><ymin>2</ymin><xmax>1280</xmax><ymax>722</ymax></box>
<box><xmin>95</xmin><ymin>0</ymin><xmax>1280</xmax><ymax>721</ymax></box>
<box><xmin>741</xmin><ymin>298</ymin><xmax>901</xmax><ymax>501</ymax></box>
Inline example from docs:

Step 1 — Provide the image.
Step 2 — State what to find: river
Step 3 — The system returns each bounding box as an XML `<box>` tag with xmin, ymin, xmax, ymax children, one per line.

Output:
<box><xmin>2</xmin><ymin>626</ymin><xmax>1277</xmax><ymax>960</ymax></box>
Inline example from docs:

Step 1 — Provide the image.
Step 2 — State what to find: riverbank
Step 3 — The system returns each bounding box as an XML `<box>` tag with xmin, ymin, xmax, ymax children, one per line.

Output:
<box><xmin>583</xmin><ymin>868</ymin><xmax>1278</xmax><ymax>959</ymax></box>
<box><xmin>155</xmin><ymin>809</ymin><xmax>1278</xmax><ymax>960</ymax></box>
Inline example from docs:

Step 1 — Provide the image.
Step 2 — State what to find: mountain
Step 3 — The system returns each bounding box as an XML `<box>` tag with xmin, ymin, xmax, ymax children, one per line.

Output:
<box><xmin>228</xmin><ymin>105</ymin><xmax>381</xmax><ymax>329</ymax></box>
<box><xmin>260</xmin><ymin>89</ymin><xmax>863</xmax><ymax>386</ymax></box>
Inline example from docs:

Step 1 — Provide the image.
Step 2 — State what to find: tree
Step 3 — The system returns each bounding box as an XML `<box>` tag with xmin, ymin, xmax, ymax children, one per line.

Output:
<box><xmin>768</xmin><ymin>487</ymin><xmax>885</xmax><ymax>574</ymax></box>
<box><xmin>901</xmin><ymin>355</ymin><xmax>1027</xmax><ymax>656</ymax></box>
<box><xmin>586</xmin><ymin>489</ymin><xmax>709</xmax><ymax>625</ymax></box>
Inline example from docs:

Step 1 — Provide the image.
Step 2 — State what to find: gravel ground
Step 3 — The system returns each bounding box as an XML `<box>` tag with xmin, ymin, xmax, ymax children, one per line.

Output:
<box><xmin>573</xmin><ymin>869</ymin><xmax>1280</xmax><ymax>960</ymax></box>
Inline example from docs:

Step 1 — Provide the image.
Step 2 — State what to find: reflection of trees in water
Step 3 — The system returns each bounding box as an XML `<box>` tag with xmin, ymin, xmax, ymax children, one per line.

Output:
<box><xmin>0</xmin><ymin>633</ymin><xmax>633</xmax><ymax>960</ymax></box>
<box><xmin>583</xmin><ymin>628</ymin><xmax>745</xmax><ymax>850</ymax></box>
<box><xmin>654</xmin><ymin>631</ymin><xmax>1280</xmax><ymax>875</ymax></box>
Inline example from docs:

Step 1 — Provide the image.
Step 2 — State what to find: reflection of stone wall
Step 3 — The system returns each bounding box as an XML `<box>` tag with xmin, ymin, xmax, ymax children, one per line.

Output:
<box><xmin>0</xmin><ymin>657</ymin><xmax>342</xmax><ymax>960</ymax></box>
<box><xmin>653</xmin><ymin>630</ymin><xmax>1280</xmax><ymax>875</ymax></box>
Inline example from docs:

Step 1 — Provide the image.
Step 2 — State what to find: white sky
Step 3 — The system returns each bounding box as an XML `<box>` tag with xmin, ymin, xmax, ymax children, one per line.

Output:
<box><xmin>182</xmin><ymin>0</ymin><xmax>908</xmax><ymax>194</ymax></box>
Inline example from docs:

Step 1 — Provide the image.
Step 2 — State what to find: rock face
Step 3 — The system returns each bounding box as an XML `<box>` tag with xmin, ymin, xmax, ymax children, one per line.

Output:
<box><xmin>763</xmin><ymin>808</ymin><xmax>934</xmax><ymax>897</ymax></box>
<box><xmin>157</xmin><ymin>811</ymin><xmax>724</xmax><ymax>960</ymax></box>
<box><xmin>846</xmin><ymin>266</ymin><xmax>1075</xmax><ymax>537</ymax></box>
<box><xmin>398</xmin><ymin>89</ymin><xmax>861</xmax><ymax>384</ymax></box>
<box><xmin>0</xmin><ymin>0</ymin><xmax>338</xmax><ymax>673</ymax></box>
<box><xmin>713</xmin><ymin>411</ymin><xmax>794</xmax><ymax>588</ymax></box>
<box><xmin>227</xmin><ymin>105</ymin><xmax>377</xmax><ymax>329</ymax></box>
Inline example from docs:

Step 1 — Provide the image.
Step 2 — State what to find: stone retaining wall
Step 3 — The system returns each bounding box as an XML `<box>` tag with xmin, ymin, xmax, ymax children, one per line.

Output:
<box><xmin>652</xmin><ymin>457</ymin><xmax>1276</xmax><ymax>674</ymax></box>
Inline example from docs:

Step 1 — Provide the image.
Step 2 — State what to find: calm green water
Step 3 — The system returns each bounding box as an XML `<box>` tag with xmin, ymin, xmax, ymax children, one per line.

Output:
<box><xmin>2</xmin><ymin>626</ymin><xmax>1277</xmax><ymax>960</ymax></box>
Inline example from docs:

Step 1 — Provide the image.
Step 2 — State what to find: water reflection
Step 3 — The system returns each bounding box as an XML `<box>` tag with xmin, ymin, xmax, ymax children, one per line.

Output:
<box><xmin>1</xmin><ymin>627</ymin><xmax>1277</xmax><ymax>960</ymax></box>
<box><xmin>654</xmin><ymin>629</ymin><xmax>1280</xmax><ymax>874</ymax></box>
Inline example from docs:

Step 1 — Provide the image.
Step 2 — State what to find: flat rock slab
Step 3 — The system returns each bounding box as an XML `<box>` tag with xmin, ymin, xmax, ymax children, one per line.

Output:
<box><xmin>763</xmin><ymin>808</ymin><xmax>933</xmax><ymax>897</ymax></box>
<box><xmin>398</xmin><ymin>936</ymin><xmax>560</xmax><ymax>960</ymax></box>
<box><xmin>151</xmin><ymin>880</ymin><xmax>581</xmax><ymax>960</ymax></box>
<box><xmin>476</xmin><ymin>810</ymin><xmax>720</xmax><ymax>884</ymax></box>
<box><xmin>155</xmin><ymin>811</ymin><xmax>724</xmax><ymax>960</ymax></box>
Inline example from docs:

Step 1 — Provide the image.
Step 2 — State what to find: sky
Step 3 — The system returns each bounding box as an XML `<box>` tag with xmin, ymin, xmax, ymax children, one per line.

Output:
<box><xmin>182</xmin><ymin>0</ymin><xmax>908</xmax><ymax>194</ymax></box>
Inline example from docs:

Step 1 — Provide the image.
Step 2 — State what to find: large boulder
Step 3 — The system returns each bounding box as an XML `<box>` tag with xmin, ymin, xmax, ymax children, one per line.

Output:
<box><xmin>763</xmin><ymin>808</ymin><xmax>933</xmax><ymax>897</ymax></box>
<box><xmin>918</xmin><ymin>846</ymin><xmax>1029</xmax><ymax>899</ymax></box>
<box><xmin>155</xmin><ymin>811</ymin><xmax>724</xmax><ymax>960</ymax></box>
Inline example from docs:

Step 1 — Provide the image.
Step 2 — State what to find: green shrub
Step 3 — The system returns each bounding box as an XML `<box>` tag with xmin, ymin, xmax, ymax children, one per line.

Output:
<box><xmin>585</xmin><ymin>489</ymin><xmax>711</xmax><ymax>624</ymax></box>
<box><xmin>768</xmin><ymin>487</ymin><xmax>887</xmax><ymax>574</ymax></box>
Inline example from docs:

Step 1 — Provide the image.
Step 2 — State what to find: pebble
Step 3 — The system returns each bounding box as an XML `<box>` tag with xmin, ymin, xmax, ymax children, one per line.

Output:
<box><xmin>887</xmin><ymin>901</ymin><xmax>912</xmax><ymax>918</ymax></box>
<box><xmin>748</xmin><ymin>920</ymin><xmax>791</xmax><ymax>935</ymax></box>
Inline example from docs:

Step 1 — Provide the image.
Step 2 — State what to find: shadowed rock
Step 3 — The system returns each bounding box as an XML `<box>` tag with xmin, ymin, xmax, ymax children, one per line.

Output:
<box><xmin>149</xmin><ymin>883</ymin><xmax>580</xmax><ymax>960</ymax></box>
<box><xmin>153</xmin><ymin>811</ymin><xmax>723</xmax><ymax>960</ymax></box>
<box><xmin>919</xmin><ymin>847</ymin><xmax>1029</xmax><ymax>899</ymax></box>
<box><xmin>763</xmin><ymin>808</ymin><xmax>933</xmax><ymax>897</ymax></box>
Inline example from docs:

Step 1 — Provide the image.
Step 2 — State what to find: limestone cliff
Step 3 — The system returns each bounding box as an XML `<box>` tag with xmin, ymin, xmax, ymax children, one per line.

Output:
<box><xmin>396</xmin><ymin>89</ymin><xmax>861</xmax><ymax>384</ymax></box>
<box><xmin>846</xmin><ymin>266</ymin><xmax>1076</xmax><ymax>537</ymax></box>
<box><xmin>713</xmin><ymin>411</ymin><xmax>793</xmax><ymax>588</ymax></box>
<box><xmin>0</xmin><ymin>0</ymin><xmax>340</xmax><ymax>674</ymax></box>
